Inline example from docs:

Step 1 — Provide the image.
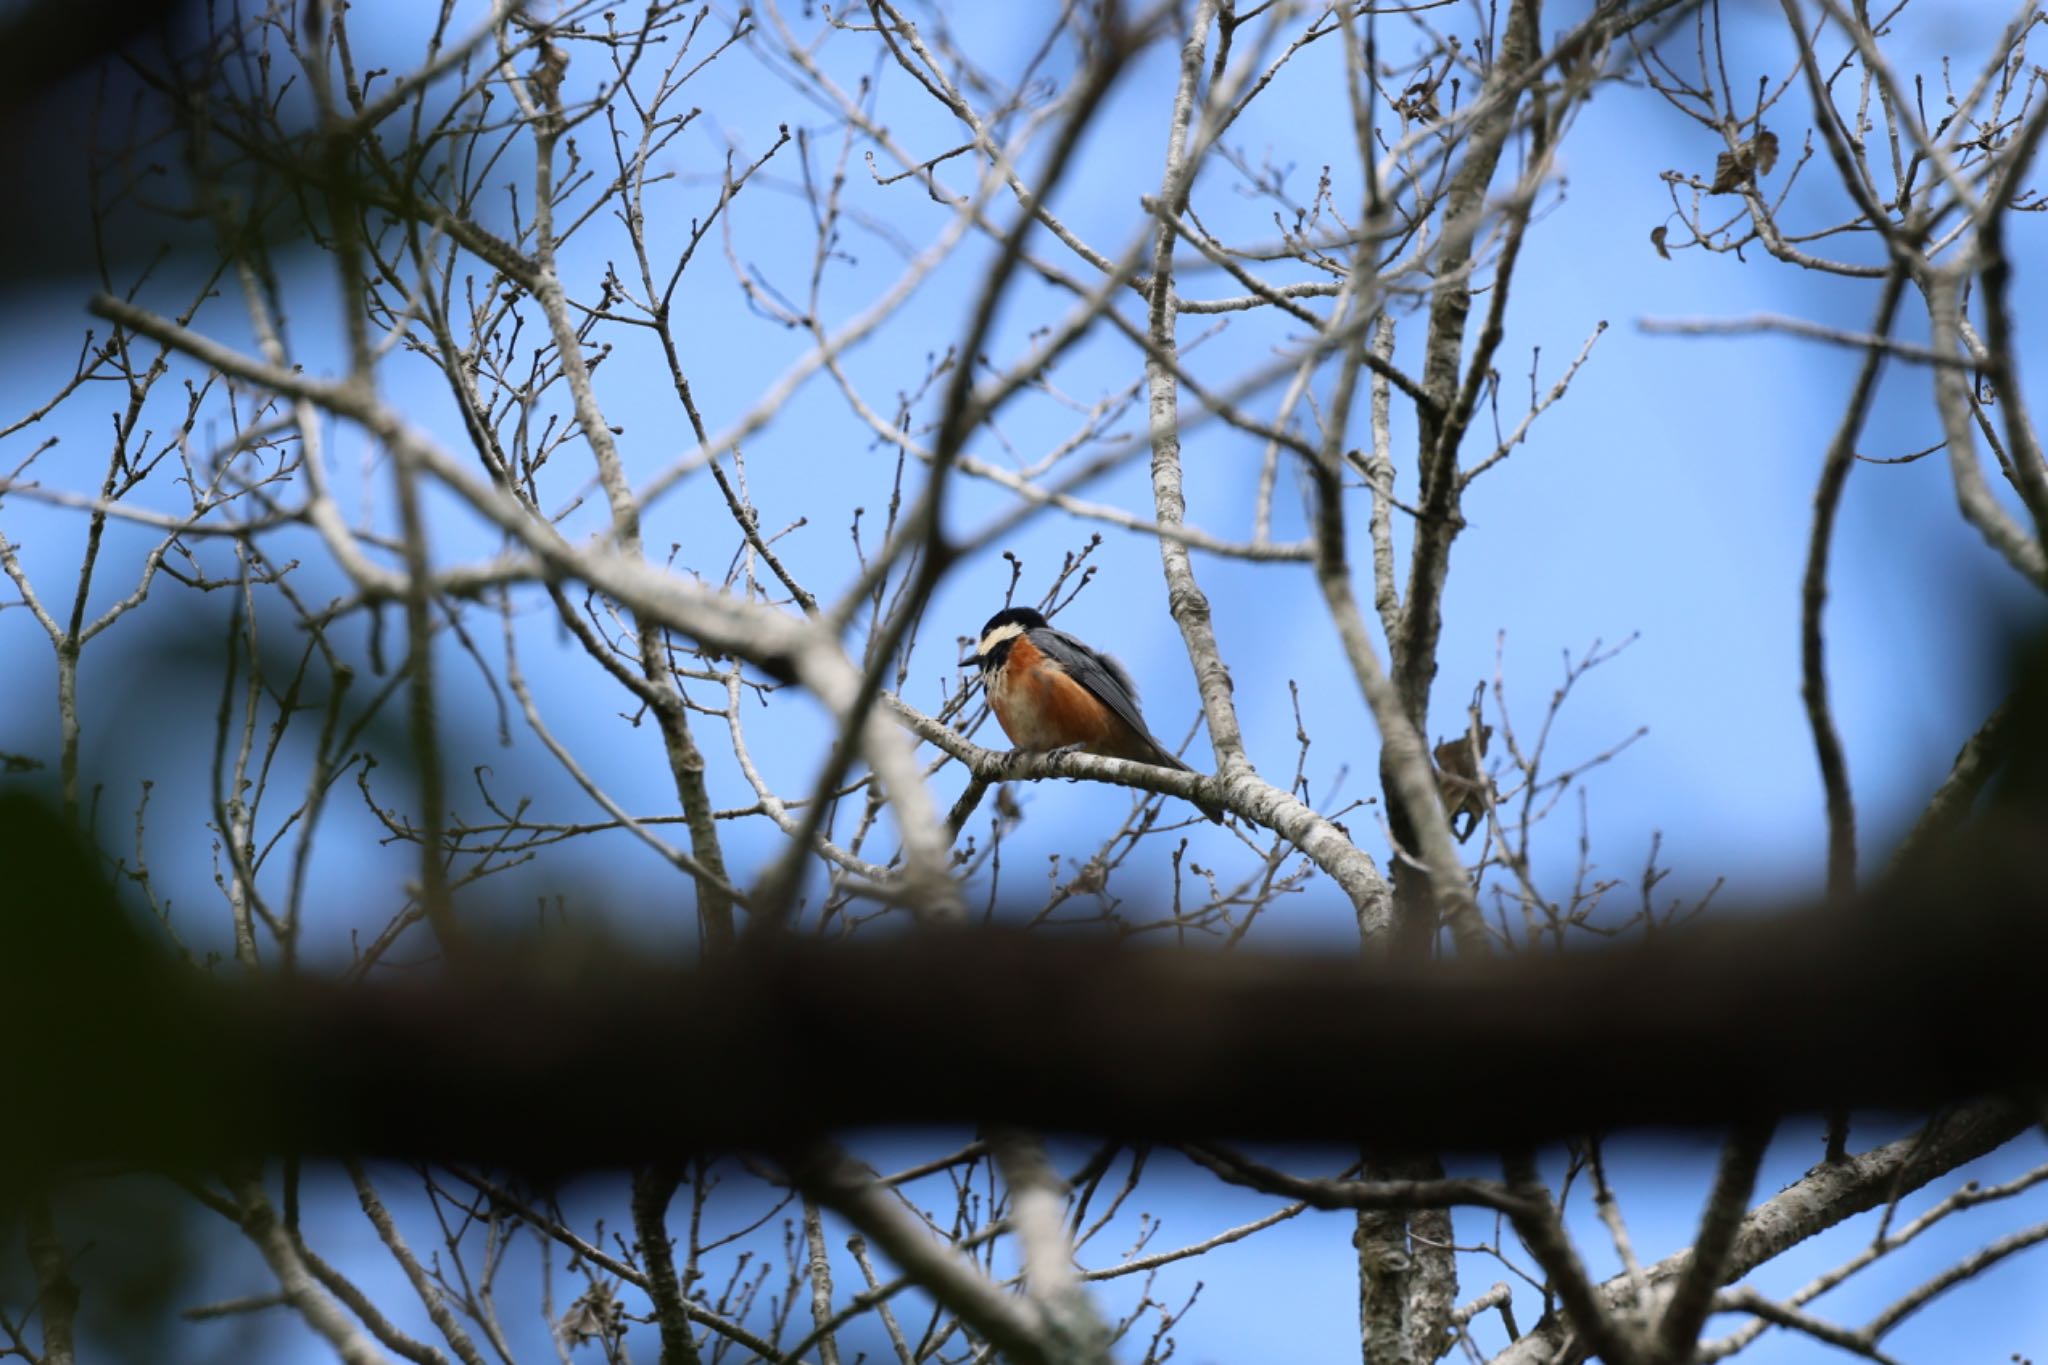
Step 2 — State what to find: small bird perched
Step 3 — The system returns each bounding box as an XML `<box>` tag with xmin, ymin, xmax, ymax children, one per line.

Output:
<box><xmin>967</xmin><ymin>606</ymin><xmax>1223</xmax><ymax>823</ymax></box>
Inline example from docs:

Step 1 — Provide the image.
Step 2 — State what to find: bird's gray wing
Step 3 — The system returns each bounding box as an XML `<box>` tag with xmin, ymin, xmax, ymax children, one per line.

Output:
<box><xmin>1028</xmin><ymin>626</ymin><xmax>1187</xmax><ymax>767</ymax></box>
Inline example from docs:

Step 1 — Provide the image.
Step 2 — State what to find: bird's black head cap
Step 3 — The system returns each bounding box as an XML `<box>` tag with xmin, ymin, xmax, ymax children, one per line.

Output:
<box><xmin>979</xmin><ymin>605</ymin><xmax>1046</xmax><ymax>638</ymax></box>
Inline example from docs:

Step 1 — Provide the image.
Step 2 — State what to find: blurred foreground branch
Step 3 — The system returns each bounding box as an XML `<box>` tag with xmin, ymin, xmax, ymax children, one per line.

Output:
<box><xmin>5</xmin><ymin>793</ymin><xmax>2043</xmax><ymax>1177</ymax></box>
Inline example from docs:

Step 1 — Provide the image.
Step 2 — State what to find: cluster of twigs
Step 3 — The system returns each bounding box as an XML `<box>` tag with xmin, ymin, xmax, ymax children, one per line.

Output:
<box><xmin>2</xmin><ymin>0</ymin><xmax>2046</xmax><ymax>1363</ymax></box>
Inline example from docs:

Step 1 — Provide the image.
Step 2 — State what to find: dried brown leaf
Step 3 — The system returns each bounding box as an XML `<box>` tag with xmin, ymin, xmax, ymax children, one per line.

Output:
<box><xmin>1397</xmin><ymin>81</ymin><xmax>1441</xmax><ymax>124</ymax></box>
<box><xmin>560</xmin><ymin>1282</ymin><xmax>622</xmax><ymax>1347</ymax></box>
<box><xmin>1753</xmin><ymin>128</ymin><xmax>1780</xmax><ymax>176</ymax></box>
<box><xmin>1709</xmin><ymin>129</ymin><xmax>1779</xmax><ymax>194</ymax></box>
<box><xmin>1709</xmin><ymin>148</ymin><xmax>1749</xmax><ymax>194</ymax></box>
<box><xmin>1432</xmin><ymin>726</ymin><xmax>1495</xmax><ymax>843</ymax></box>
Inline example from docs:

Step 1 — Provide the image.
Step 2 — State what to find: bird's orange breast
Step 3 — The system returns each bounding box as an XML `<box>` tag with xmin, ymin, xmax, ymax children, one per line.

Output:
<box><xmin>987</xmin><ymin>637</ymin><xmax>1118</xmax><ymax>752</ymax></box>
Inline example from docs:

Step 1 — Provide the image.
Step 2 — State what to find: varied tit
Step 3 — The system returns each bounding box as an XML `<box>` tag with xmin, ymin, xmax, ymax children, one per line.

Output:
<box><xmin>967</xmin><ymin>606</ymin><xmax>1223</xmax><ymax>823</ymax></box>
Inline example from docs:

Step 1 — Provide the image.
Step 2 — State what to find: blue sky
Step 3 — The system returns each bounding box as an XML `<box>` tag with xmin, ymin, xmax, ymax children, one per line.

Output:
<box><xmin>2</xmin><ymin>0</ymin><xmax>2045</xmax><ymax>1359</ymax></box>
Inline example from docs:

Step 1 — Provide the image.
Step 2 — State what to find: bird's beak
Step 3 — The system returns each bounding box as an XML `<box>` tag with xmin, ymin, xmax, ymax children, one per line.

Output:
<box><xmin>959</xmin><ymin>650</ymin><xmax>980</xmax><ymax>669</ymax></box>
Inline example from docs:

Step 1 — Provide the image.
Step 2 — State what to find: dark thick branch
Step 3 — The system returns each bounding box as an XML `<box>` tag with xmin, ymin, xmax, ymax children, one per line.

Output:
<box><xmin>1653</xmin><ymin>1122</ymin><xmax>1774</xmax><ymax>1360</ymax></box>
<box><xmin>4</xmin><ymin>788</ymin><xmax>2047</xmax><ymax>1175</ymax></box>
<box><xmin>632</xmin><ymin>1165</ymin><xmax>705</xmax><ymax>1365</ymax></box>
<box><xmin>1802</xmin><ymin>270</ymin><xmax>1906</xmax><ymax>902</ymax></box>
<box><xmin>1397</xmin><ymin>0</ymin><xmax>1543</xmax><ymax>728</ymax></box>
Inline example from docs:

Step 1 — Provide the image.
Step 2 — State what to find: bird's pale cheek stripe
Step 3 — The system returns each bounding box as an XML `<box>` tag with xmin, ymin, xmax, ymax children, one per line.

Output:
<box><xmin>977</xmin><ymin>623</ymin><xmax>1024</xmax><ymax>657</ymax></box>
